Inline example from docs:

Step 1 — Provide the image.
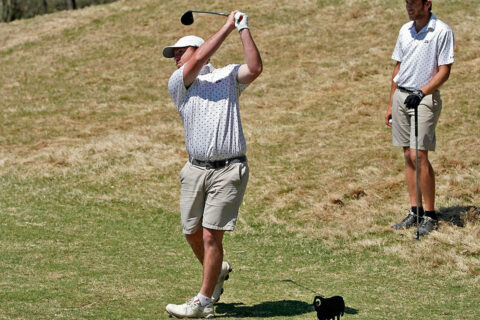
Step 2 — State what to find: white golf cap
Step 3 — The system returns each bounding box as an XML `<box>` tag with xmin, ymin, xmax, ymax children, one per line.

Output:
<box><xmin>163</xmin><ymin>35</ymin><xmax>204</xmax><ymax>58</ymax></box>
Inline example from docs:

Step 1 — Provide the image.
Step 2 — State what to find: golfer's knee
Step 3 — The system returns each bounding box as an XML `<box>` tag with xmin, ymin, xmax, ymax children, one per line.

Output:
<box><xmin>403</xmin><ymin>149</ymin><xmax>414</xmax><ymax>166</ymax></box>
<box><xmin>203</xmin><ymin>228</ymin><xmax>224</xmax><ymax>248</ymax></box>
<box><xmin>416</xmin><ymin>151</ymin><xmax>429</xmax><ymax>165</ymax></box>
<box><xmin>405</xmin><ymin>150</ymin><xmax>426</xmax><ymax>164</ymax></box>
<box><xmin>186</xmin><ymin>228</ymin><xmax>203</xmax><ymax>246</ymax></box>
<box><xmin>408</xmin><ymin>153</ymin><xmax>417</xmax><ymax>165</ymax></box>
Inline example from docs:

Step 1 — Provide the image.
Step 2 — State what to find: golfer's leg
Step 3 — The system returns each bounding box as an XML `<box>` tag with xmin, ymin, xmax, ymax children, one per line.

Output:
<box><xmin>404</xmin><ymin>147</ymin><xmax>423</xmax><ymax>207</ymax></box>
<box><xmin>186</xmin><ymin>228</ymin><xmax>204</xmax><ymax>264</ymax></box>
<box><xmin>180</xmin><ymin>161</ymin><xmax>207</xmax><ymax>264</ymax></box>
<box><xmin>199</xmin><ymin>228</ymin><xmax>224</xmax><ymax>297</ymax></box>
<box><xmin>416</xmin><ymin>150</ymin><xmax>435</xmax><ymax>211</ymax></box>
<box><xmin>414</xmin><ymin>94</ymin><xmax>441</xmax><ymax>212</ymax></box>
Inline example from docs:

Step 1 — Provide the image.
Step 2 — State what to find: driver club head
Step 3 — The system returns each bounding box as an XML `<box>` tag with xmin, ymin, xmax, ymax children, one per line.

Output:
<box><xmin>181</xmin><ymin>10</ymin><xmax>194</xmax><ymax>25</ymax></box>
<box><xmin>180</xmin><ymin>10</ymin><xmax>229</xmax><ymax>25</ymax></box>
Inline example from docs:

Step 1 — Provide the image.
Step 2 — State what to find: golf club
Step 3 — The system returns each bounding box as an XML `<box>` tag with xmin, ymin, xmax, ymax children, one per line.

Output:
<box><xmin>414</xmin><ymin>105</ymin><xmax>420</xmax><ymax>241</ymax></box>
<box><xmin>181</xmin><ymin>10</ymin><xmax>229</xmax><ymax>25</ymax></box>
<box><xmin>280</xmin><ymin>279</ymin><xmax>317</xmax><ymax>294</ymax></box>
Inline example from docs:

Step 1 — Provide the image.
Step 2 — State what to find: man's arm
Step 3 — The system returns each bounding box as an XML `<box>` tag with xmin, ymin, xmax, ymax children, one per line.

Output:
<box><xmin>237</xmin><ymin>28</ymin><xmax>263</xmax><ymax>84</ymax></box>
<box><xmin>182</xmin><ymin>12</ymin><xmax>237</xmax><ymax>87</ymax></box>
<box><xmin>404</xmin><ymin>64</ymin><xmax>452</xmax><ymax>110</ymax></box>
<box><xmin>385</xmin><ymin>61</ymin><xmax>401</xmax><ymax>127</ymax></box>
<box><xmin>420</xmin><ymin>64</ymin><xmax>452</xmax><ymax>95</ymax></box>
<box><xmin>421</xmin><ymin>26</ymin><xmax>454</xmax><ymax>95</ymax></box>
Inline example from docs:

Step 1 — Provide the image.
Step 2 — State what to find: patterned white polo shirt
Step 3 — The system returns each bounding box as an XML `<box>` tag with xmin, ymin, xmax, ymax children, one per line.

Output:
<box><xmin>392</xmin><ymin>13</ymin><xmax>455</xmax><ymax>90</ymax></box>
<box><xmin>168</xmin><ymin>63</ymin><xmax>249</xmax><ymax>161</ymax></box>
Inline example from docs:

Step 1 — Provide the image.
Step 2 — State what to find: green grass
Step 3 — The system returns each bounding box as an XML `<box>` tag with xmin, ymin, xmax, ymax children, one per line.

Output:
<box><xmin>1</xmin><ymin>177</ymin><xmax>477</xmax><ymax>319</ymax></box>
<box><xmin>1</xmin><ymin>0</ymin><xmax>479</xmax><ymax>319</ymax></box>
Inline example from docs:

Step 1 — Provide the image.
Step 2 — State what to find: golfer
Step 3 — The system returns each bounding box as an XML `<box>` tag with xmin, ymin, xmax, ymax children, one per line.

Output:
<box><xmin>163</xmin><ymin>10</ymin><xmax>262</xmax><ymax>318</ymax></box>
<box><xmin>385</xmin><ymin>0</ymin><xmax>454</xmax><ymax>236</ymax></box>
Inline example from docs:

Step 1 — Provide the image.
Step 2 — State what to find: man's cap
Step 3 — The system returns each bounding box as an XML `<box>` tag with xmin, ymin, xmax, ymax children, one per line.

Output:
<box><xmin>163</xmin><ymin>35</ymin><xmax>205</xmax><ymax>58</ymax></box>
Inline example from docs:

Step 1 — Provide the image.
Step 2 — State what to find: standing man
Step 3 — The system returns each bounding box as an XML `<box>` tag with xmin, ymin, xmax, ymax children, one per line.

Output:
<box><xmin>163</xmin><ymin>10</ymin><xmax>262</xmax><ymax>318</ymax></box>
<box><xmin>386</xmin><ymin>0</ymin><xmax>454</xmax><ymax>236</ymax></box>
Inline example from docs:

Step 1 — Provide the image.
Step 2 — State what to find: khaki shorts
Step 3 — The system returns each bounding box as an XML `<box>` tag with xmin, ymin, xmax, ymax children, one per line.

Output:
<box><xmin>392</xmin><ymin>88</ymin><xmax>442</xmax><ymax>151</ymax></box>
<box><xmin>179</xmin><ymin>159</ymin><xmax>249</xmax><ymax>234</ymax></box>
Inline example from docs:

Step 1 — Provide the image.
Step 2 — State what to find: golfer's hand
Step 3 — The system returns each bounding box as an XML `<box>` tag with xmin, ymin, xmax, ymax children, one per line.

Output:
<box><xmin>385</xmin><ymin>107</ymin><xmax>393</xmax><ymax>127</ymax></box>
<box><xmin>404</xmin><ymin>89</ymin><xmax>425</xmax><ymax>109</ymax></box>
<box><xmin>226</xmin><ymin>11</ymin><xmax>237</xmax><ymax>32</ymax></box>
<box><xmin>234</xmin><ymin>11</ymin><xmax>249</xmax><ymax>32</ymax></box>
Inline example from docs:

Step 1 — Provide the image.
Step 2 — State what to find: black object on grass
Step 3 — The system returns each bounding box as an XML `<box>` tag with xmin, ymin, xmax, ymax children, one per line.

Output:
<box><xmin>313</xmin><ymin>295</ymin><xmax>345</xmax><ymax>320</ymax></box>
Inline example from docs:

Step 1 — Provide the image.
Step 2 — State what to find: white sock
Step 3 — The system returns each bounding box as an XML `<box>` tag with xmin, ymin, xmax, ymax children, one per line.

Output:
<box><xmin>196</xmin><ymin>293</ymin><xmax>212</xmax><ymax>306</ymax></box>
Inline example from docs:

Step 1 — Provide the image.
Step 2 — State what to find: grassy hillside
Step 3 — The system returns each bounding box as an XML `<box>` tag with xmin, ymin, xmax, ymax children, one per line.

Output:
<box><xmin>1</xmin><ymin>0</ymin><xmax>479</xmax><ymax>319</ymax></box>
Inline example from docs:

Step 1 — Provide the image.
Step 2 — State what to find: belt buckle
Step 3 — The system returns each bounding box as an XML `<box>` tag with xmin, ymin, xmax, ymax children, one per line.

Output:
<box><xmin>216</xmin><ymin>160</ymin><xmax>227</xmax><ymax>169</ymax></box>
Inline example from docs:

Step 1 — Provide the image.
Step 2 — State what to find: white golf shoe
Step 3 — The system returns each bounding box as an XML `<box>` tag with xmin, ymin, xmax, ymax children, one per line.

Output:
<box><xmin>212</xmin><ymin>261</ymin><xmax>233</xmax><ymax>303</ymax></box>
<box><xmin>166</xmin><ymin>297</ymin><xmax>214</xmax><ymax>319</ymax></box>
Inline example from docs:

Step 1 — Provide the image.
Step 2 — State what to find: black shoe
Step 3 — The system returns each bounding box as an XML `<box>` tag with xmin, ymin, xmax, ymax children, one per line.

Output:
<box><xmin>391</xmin><ymin>212</ymin><xmax>422</xmax><ymax>230</ymax></box>
<box><xmin>415</xmin><ymin>216</ymin><xmax>438</xmax><ymax>236</ymax></box>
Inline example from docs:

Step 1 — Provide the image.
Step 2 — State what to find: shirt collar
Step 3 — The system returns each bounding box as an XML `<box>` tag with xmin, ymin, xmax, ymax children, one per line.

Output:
<box><xmin>409</xmin><ymin>13</ymin><xmax>437</xmax><ymax>35</ymax></box>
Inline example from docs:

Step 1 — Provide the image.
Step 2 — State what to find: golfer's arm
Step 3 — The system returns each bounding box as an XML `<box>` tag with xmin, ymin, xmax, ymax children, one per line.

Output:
<box><xmin>388</xmin><ymin>61</ymin><xmax>401</xmax><ymax>108</ymax></box>
<box><xmin>183</xmin><ymin>24</ymin><xmax>235</xmax><ymax>87</ymax></box>
<box><xmin>237</xmin><ymin>29</ymin><xmax>263</xmax><ymax>84</ymax></box>
<box><xmin>420</xmin><ymin>64</ymin><xmax>452</xmax><ymax>95</ymax></box>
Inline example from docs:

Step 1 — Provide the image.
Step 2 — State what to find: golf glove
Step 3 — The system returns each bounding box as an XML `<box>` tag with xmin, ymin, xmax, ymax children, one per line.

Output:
<box><xmin>404</xmin><ymin>89</ymin><xmax>425</xmax><ymax>109</ymax></box>
<box><xmin>234</xmin><ymin>12</ymin><xmax>249</xmax><ymax>32</ymax></box>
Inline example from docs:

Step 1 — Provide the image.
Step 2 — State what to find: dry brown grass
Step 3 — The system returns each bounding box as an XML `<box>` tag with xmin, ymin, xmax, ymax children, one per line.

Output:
<box><xmin>1</xmin><ymin>0</ymin><xmax>479</xmax><ymax>303</ymax></box>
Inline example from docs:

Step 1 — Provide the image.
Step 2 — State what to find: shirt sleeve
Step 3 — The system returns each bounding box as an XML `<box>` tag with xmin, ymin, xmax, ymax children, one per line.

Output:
<box><xmin>391</xmin><ymin>31</ymin><xmax>403</xmax><ymax>62</ymax></box>
<box><xmin>168</xmin><ymin>66</ymin><xmax>188</xmax><ymax>109</ymax></box>
<box><xmin>232</xmin><ymin>64</ymin><xmax>250</xmax><ymax>94</ymax></box>
<box><xmin>437</xmin><ymin>28</ymin><xmax>455</xmax><ymax>66</ymax></box>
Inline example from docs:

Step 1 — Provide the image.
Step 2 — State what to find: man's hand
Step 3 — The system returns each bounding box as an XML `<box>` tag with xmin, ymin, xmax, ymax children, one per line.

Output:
<box><xmin>404</xmin><ymin>89</ymin><xmax>425</xmax><ymax>109</ymax></box>
<box><xmin>224</xmin><ymin>11</ymin><xmax>237</xmax><ymax>32</ymax></box>
<box><xmin>385</xmin><ymin>106</ymin><xmax>393</xmax><ymax>127</ymax></box>
<box><xmin>234</xmin><ymin>12</ymin><xmax>249</xmax><ymax>32</ymax></box>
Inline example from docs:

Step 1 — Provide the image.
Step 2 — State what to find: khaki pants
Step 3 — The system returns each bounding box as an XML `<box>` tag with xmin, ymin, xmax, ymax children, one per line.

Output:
<box><xmin>179</xmin><ymin>160</ymin><xmax>249</xmax><ymax>234</ymax></box>
<box><xmin>392</xmin><ymin>88</ymin><xmax>442</xmax><ymax>151</ymax></box>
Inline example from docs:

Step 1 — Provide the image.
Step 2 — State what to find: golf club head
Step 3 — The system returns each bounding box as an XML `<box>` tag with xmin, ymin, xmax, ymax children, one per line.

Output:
<box><xmin>413</xmin><ymin>231</ymin><xmax>420</xmax><ymax>241</ymax></box>
<box><xmin>181</xmin><ymin>10</ymin><xmax>194</xmax><ymax>25</ymax></box>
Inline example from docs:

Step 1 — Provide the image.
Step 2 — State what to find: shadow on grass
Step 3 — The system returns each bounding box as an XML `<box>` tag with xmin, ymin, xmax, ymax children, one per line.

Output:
<box><xmin>437</xmin><ymin>205</ymin><xmax>479</xmax><ymax>227</ymax></box>
<box><xmin>345</xmin><ymin>306</ymin><xmax>358</xmax><ymax>315</ymax></box>
<box><xmin>215</xmin><ymin>300</ymin><xmax>358</xmax><ymax>318</ymax></box>
<box><xmin>215</xmin><ymin>300</ymin><xmax>312</xmax><ymax>318</ymax></box>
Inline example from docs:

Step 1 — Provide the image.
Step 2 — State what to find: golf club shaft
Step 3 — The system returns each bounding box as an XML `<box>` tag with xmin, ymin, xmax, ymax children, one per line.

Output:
<box><xmin>281</xmin><ymin>279</ymin><xmax>317</xmax><ymax>294</ymax></box>
<box><xmin>190</xmin><ymin>10</ymin><xmax>228</xmax><ymax>17</ymax></box>
<box><xmin>415</xmin><ymin>107</ymin><xmax>420</xmax><ymax>240</ymax></box>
